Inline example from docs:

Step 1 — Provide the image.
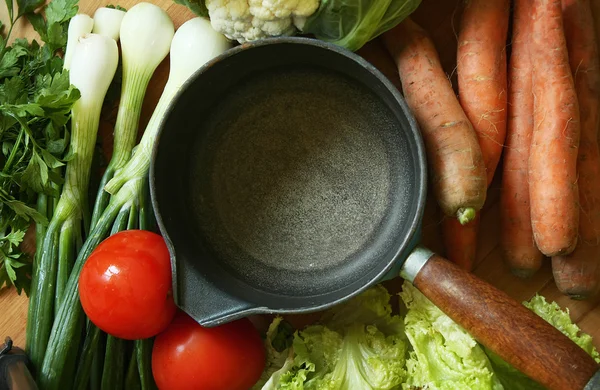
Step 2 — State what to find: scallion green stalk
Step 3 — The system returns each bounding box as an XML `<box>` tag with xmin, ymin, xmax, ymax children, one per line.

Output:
<box><xmin>91</xmin><ymin>2</ymin><xmax>174</xmax><ymax>228</ymax></box>
<box><xmin>26</xmin><ymin>33</ymin><xmax>119</xmax><ymax>376</ymax></box>
<box><xmin>39</xmin><ymin>18</ymin><xmax>230</xmax><ymax>390</ymax></box>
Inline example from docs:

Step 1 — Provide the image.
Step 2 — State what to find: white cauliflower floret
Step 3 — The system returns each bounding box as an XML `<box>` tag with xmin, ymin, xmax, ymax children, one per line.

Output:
<box><xmin>206</xmin><ymin>0</ymin><xmax>319</xmax><ymax>43</ymax></box>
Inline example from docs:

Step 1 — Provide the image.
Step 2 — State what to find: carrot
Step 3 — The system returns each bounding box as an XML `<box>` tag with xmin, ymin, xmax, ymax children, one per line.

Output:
<box><xmin>441</xmin><ymin>214</ymin><xmax>480</xmax><ymax>271</ymax></box>
<box><xmin>443</xmin><ymin>0</ymin><xmax>509</xmax><ymax>271</ymax></box>
<box><xmin>382</xmin><ymin>18</ymin><xmax>487</xmax><ymax>225</ymax></box>
<box><xmin>457</xmin><ymin>0</ymin><xmax>510</xmax><ymax>186</ymax></box>
<box><xmin>552</xmin><ymin>0</ymin><xmax>600</xmax><ymax>299</ymax></box>
<box><xmin>528</xmin><ymin>0</ymin><xmax>580</xmax><ymax>257</ymax></box>
<box><xmin>500</xmin><ymin>0</ymin><xmax>544</xmax><ymax>277</ymax></box>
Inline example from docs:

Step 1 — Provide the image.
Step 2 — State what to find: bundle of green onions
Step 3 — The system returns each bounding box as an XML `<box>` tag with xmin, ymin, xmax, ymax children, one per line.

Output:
<box><xmin>25</xmin><ymin>3</ymin><xmax>232</xmax><ymax>388</ymax></box>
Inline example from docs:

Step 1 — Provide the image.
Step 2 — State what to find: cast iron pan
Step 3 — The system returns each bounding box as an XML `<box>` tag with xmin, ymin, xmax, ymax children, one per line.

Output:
<box><xmin>150</xmin><ymin>38</ymin><xmax>600</xmax><ymax>390</ymax></box>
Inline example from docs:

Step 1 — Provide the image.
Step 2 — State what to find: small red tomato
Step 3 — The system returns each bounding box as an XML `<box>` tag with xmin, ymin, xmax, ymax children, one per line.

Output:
<box><xmin>152</xmin><ymin>311</ymin><xmax>266</xmax><ymax>390</ymax></box>
<box><xmin>79</xmin><ymin>230</ymin><xmax>176</xmax><ymax>340</ymax></box>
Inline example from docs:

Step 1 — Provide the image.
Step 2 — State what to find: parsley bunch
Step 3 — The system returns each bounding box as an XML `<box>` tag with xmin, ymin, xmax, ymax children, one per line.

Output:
<box><xmin>0</xmin><ymin>0</ymin><xmax>79</xmax><ymax>294</ymax></box>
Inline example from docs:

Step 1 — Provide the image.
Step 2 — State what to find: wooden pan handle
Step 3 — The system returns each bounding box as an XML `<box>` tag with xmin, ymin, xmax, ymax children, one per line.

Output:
<box><xmin>412</xmin><ymin>253</ymin><xmax>600</xmax><ymax>390</ymax></box>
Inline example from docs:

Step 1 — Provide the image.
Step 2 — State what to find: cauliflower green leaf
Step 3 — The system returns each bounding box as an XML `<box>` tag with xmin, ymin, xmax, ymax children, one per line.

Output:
<box><xmin>301</xmin><ymin>0</ymin><xmax>422</xmax><ymax>51</ymax></box>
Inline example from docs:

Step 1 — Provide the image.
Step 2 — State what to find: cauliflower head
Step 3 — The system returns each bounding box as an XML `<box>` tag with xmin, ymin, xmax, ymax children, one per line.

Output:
<box><xmin>206</xmin><ymin>0</ymin><xmax>319</xmax><ymax>43</ymax></box>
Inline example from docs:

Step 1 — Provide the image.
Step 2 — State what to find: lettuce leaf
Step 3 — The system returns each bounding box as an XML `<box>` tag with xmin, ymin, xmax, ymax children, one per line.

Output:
<box><xmin>255</xmin><ymin>285</ymin><xmax>408</xmax><ymax>390</ymax></box>
<box><xmin>524</xmin><ymin>295</ymin><xmax>600</xmax><ymax>363</ymax></box>
<box><xmin>484</xmin><ymin>294</ymin><xmax>600</xmax><ymax>390</ymax></box>
<box><xmin>399</xmin><ymin>281</ymin><xmax>503</xmax><ymax>390</ymax></box>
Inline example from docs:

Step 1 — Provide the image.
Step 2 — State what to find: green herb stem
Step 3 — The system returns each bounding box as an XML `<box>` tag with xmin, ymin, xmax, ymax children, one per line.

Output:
<box><xmin>2</xmin><ymin>127</ymin><xmax>24</xmax><ymax>175</ymax></box>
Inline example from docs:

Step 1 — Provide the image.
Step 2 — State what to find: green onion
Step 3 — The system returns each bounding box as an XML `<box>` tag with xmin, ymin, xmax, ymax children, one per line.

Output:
<box><xmin>25</xmin><ymin>33</ymin><xmax>119</xmax><ymax>376</ymax></box>
<box><xmin>38</xmin><ymin>18</ymin><xmax>230</xmax><ymax>389</ymax></box>
<box><xmin>91</xmin><ymin>2</ymin><xmax>174</xmax><ymax>228</ymax></box>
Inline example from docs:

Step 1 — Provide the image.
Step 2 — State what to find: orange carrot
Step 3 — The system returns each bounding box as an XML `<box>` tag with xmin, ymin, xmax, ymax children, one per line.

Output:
<box><xmin>457</xmin><ymin>0</ymin><xmax>510</xmax><ymax>186</ymax></box>
<box><xmin>441</xmin><ymin>214</ymin><xmax>480</xmax><ymax>271</ymax></box>
<box><xmin>500</xmin><ymin>0</ymin><xmax>544</xmax><ymax>277</ymax></box>
<box><xmin>552</xmin><ymin>0</ymin><xmax>600</xmax><ymax>299</ymax></box>
<box><xmin>528</xmin><ymin>0</ymin><xmax>580</xmax><ymax>257</ymax></box>
<box><xmin>382</xmin><ymin>19</ymin><xmax>487</xmax><ymax>225</ymax></box>
<box><xmin>445</xmin><ymin>0</ymin><xmax>509</xmax><ymax>271</ymax></box>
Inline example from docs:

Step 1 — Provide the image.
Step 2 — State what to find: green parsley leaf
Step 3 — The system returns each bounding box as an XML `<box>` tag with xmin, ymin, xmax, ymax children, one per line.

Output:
<box><xmin>26</xmin><ymin>13</ymin><xmax>48</xmax><ymax>42</ymax></box>
<box><xmin>20</xmin><ymin>150</ymin><xmax>48</xmax><ymax>192</ymax></box>
<box><xmin>46</xmin><ymin>0</ymin><xmax>78</xmax><ymax>26</ymax></box>
<box><xmin>4</xmin><ymin>0</ymin><xmax>14</xmax><ymax>21</ymax></box>
<box><xmin>16</xmin><ymin>0</ymin><xmax>46</xmax><ymax>16</ymax></box>
<box><xmin>1</xmin><ymin>0</ymin><xmax>79</xmax><ymax>294</ymax></box>
<box><xmin>5</xmin><ymin>230</ymin><xmax>26</xmax><ymax>247</ymax></box>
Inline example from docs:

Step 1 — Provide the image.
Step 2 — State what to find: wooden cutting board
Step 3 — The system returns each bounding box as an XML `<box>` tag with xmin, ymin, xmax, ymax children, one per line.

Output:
<box><xmin>1</xmin><ymin>0</ymin><xmax>599</xmax><ymax>359</ymax></box>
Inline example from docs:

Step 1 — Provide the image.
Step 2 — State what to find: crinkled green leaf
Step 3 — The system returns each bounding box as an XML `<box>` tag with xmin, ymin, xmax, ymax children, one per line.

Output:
<box><xmin>255</xmin><ymin>286</ymin><xmax>408</xmax><ymax>390</ymax></box>
<box><xmin>484</xmin><ymin>295</ymin><xmax>600</xmax><ymax>390</ymax></box>
<box><xmin>45</xmin><ymin>0</ymin><xmax>78</xmax><ymax>26</ymax></box>
<box><xmin>4</xmin><ymin>230</ymin><xmax>26</xmax><ymax>247</ymax></box>
<box><xmin>0</xmin><ymin>0</ymin><xmax>77</xmax><ymax>294</ymax></box>
<box><xmin>0</xmin><ymin>45</ymin><xmax>29</xmax><ymax>78</ymax></box>
<box><xmin>252</xmin><ymin>317</ymin><xmax>298</xmax><ymax>390</ymax></box>
<box><xmin>0</xmin><ymin>77</ymin><xmax>27</xmax><ymax>104</ymax></box>
<box><xmin>301</xmin><ymin>0</ymin><xmax>421</xmax><ymax>52</ymax></box>
<box><xmin>524</xmin><ymin>295</ymin><xmax>600</xmax><ymax>362</ymax></box>
<box><xmin>399</xmin><ymin>281</ymin><xmax>503</xmax><ymax>390</ymax></box>
<box><xmin>319</xmin><ymin>285</ymin><xmax>405</xmax><ymax>336</ymax></box>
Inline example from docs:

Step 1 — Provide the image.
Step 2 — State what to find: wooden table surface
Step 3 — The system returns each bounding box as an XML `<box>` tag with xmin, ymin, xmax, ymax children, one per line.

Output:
<box><xmin>1</xmin><ymin>0</ymin><xmax>600</xmax><ymax>359</ymax></box>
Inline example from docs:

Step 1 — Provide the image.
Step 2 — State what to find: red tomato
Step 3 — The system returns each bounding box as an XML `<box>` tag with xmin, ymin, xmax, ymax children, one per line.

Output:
<box><xmin>152</xmin><ymin>311</ymin><xmax>266</xmax><ymax>390</ymax></box>
<box><xmin>79</xmin><ymin>230</ymin><xmax>176</xmax><ymax>340</ymax></box>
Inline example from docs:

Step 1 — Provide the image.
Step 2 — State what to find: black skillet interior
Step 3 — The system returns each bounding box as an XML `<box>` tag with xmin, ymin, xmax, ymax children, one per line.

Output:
<box><xmin>150</xmin><ymin>38</ymin><xmax>426</xmax><ymax>323</ymax></box>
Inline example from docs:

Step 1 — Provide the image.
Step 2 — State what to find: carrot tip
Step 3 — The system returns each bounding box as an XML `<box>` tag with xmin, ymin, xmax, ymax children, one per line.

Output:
<box><xmin>457</xmin><ymin>208</ymin><xmax>476</xmax><ymax>225</ymax></box>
